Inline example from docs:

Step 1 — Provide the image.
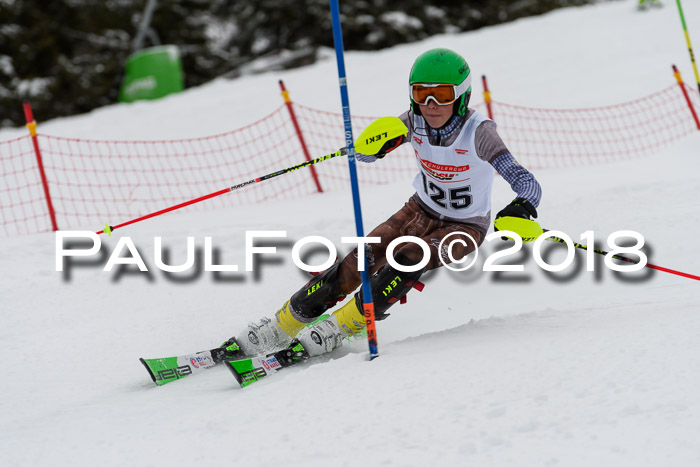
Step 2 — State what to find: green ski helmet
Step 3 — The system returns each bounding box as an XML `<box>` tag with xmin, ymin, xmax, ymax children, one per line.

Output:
<box><xmin>409</xmin><ymin>48</ymin><xmax>472</xmax><ymax>117</ymax></box>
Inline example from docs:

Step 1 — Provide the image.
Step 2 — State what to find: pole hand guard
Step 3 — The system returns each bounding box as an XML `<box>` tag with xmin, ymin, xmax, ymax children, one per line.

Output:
<box><xmin>494</xmin><ymin>217</ymin><xmax>544</xmax><ymax>243</ymax></box>
<box><xmin>354</xmin><ymin>116</ymin><xmax>408</xmax><ymax>156</ymax></box>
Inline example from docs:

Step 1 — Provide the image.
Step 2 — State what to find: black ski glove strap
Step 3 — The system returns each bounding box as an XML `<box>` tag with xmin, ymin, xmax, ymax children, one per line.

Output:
<box><xmin>495</xmin><ymin>197</ymin><xmax>538</xmax><ymax>221</ymax></box>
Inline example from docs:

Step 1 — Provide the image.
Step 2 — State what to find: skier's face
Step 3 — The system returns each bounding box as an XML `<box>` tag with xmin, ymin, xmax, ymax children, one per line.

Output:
<box><xmin>420</xmin><ymin>101</ymin><xmax>454</xmax><ymax>129</ymax></box>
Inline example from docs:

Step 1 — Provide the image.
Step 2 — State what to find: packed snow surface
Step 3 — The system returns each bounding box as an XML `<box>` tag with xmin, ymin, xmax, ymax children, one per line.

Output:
<box><xmin>2</xmin><ymin>2</ymin><xmax>700</xmax><ymax>466</ymax></box>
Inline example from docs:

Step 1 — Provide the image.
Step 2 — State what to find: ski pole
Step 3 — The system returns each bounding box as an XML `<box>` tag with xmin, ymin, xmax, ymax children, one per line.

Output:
<box><xmin>97</xmin><ymin>116</ymin><xmax>407</xmax><ymax>236</ymax></box>
<box><xmin>494</xmin><ymin>217</ymin><xmax>700</xmax><ymax>282</ymax></box>
<box><xmin>542</xmin><ymin>230</ymin><xmax>700</xmax><ymax>281</ymax></box>
<box><xmin>97</xmin><ymin>149</ymin><xmax>345</xmax><ymax>235</ymax></box>
<box><xmin>329</xmin><ymin>0</ymin><xmax>379</xmax><ymax>360</ymax></box>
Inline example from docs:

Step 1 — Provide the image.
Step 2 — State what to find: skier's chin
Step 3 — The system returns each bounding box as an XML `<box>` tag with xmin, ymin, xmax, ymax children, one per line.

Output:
<box><xmin>424</xmin><ymin>115</ymin><xmax>448</xmax><ymax>128</ymax></box>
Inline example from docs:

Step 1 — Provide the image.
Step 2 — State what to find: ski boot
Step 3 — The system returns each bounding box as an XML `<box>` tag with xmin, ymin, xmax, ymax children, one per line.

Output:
<box><xmin>288</xmin><ymin>253</ymin><xmax>426</xmax><ymax>358</ymax></box>
<box><xmin>286</xmin><ymin>295</ymin><xmax>367</xmax><ymax>359</ymax></box>
<box><xmin>234</xmin><ymin>300</ymin><xmax>312</xmax><ymax>357</ymax></box>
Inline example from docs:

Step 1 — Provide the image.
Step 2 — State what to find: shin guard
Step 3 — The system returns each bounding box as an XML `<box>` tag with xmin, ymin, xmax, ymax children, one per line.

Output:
<box><xmin>356</xmin><ymin>252</ymin><xmax>426</xmax><ymax>320</ymax></box>
<box><xmin>289</xmin><ymin>262</ymin><xmax>347</xmax><ymax>320</ymax></box>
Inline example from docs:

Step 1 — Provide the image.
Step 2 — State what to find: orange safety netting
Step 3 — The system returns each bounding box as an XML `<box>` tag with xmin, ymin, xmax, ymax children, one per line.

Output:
<box><xmin>1</xmin><ymin>83</ymin><xmax>698</xmax><ymax>236</ymax></box>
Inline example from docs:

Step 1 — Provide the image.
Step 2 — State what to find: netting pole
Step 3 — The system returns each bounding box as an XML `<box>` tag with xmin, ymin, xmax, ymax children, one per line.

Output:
<box><xmin>672</xmin><ymin>65</ymin><xmax>700</xmax><ymax>130</ymax></box>
<box><xmin>675</xmin><ymin>0</ymin><xmax>700</xmax><ymax>105</ymax></box>
<box><xmin>23</xmin><ymin>102</ymin><xmax>58</xmax><ymax>231</ymax></box>
<box><xmin>279</xmin><ymin>80</ymin><xmax>323</xmax><ymax>193</ymax></box>
<box><xmin>329</xmin><ymin>0</ymin><xmax>378</xmax><ymax>360</ymax></box>
<box><xmin>482</xmin><ymin>75</ymin><xmax>494</xmax><ymax>120</ymax></box>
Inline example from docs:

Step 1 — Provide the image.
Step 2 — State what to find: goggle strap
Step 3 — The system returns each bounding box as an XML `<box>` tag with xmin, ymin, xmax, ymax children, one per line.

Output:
<box><xmin>455</xmin><ymin>74</ymin><xmax>472</xmax><ymax>97</ymax></box>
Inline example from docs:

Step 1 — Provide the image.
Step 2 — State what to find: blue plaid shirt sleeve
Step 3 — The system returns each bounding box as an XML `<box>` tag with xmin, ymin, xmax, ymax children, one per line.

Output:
<box><xmin>491</xmin><ymin>153</ymin><xmax>542</xmax><ymax>208</ymax></box>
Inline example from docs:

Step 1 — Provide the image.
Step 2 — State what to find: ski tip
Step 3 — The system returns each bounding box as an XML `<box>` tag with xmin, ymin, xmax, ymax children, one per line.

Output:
<box><xmin>224</xmin><ymin>360</ymin><xmax>245</xmax><ymax>386</ymax></box>
<box><xmin>224</xmin><ymin>357</ymin><xmax>277</xmax><ymax>388</ymax></box>
<box><xmin>139</xmin><ymin>357</ymin><xmax>157</xmax><ymax>384</ymax></box>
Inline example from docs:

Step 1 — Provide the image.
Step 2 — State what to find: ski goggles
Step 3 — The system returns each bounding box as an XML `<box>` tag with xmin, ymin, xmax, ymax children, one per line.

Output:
<box><xmin>410</xmin><ymin>76</ymin><xmax>472</xmax><ymax>106</ymax></box>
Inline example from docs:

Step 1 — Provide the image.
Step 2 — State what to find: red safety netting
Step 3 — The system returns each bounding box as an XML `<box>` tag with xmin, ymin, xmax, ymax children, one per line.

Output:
<box><xmin>0</xmin><ymin>135</ymin><xmax>51</xmax><ymax>235</ymax></box>
<box><xmin>1</xmin><ymin>83</ymin><xmax>698</xmax><ymax>236</ymax></box>
<box><xmin>291</xmin><ymin>104</ymin><xmax>417</xmax><ymax>191</ymax></box>
<box><xmin>489</xmin><ymin>84</ymin><xmax>699</xmax><ymax>169</ymax></box>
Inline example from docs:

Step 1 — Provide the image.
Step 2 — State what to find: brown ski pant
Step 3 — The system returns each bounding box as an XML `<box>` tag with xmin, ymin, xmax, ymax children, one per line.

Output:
<box><xmin>337</xmin><ymin>196</ymin><xmax>484</xmax><ymax>295</ymax></box>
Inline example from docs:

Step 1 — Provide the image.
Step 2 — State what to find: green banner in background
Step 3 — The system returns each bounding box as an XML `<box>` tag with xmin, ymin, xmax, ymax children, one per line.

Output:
<box><xmin>119</xmin><ymin>45</ymin><xmax>184</xmax><ymax>103</ymax></box>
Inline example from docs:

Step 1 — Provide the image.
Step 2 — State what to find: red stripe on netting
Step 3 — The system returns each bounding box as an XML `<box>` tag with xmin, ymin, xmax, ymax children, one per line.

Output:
<box><xmin>492</xmin><ymin>85</ymin><xmax>680</xmax><ymax>112</ymax></box>
<box><xmin>0</xmin><ymin>133</ymin><xmax>31</xmax><ymax>145</ymax></box>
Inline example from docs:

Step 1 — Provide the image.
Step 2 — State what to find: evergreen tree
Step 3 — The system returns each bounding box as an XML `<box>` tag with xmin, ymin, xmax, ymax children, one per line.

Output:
<box><xmin>0</xmin><ymin>0</ymin><xmax>599</xmax><ymax>128</ymax></box>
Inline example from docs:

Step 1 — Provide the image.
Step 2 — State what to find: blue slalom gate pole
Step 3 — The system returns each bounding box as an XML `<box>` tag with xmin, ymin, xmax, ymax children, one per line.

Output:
<box><xmin>329</xmin><ymin>0</ymin><xmax>379</xmax><ymax>360</ymax></box>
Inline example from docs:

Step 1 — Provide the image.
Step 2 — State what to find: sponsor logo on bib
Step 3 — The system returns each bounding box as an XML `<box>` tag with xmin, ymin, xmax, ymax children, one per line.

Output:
<box><xmin>419</xmin><ymin>157</ymin><xmax>470</xmax><ymax>181</ymax></box>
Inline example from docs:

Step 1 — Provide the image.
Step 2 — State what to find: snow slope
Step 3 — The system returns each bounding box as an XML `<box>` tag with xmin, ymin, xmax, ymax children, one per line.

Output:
<box><xmin>2</xmin><ymin>2</ymin><xmax>700</xmax><ymax>466</ymax></box>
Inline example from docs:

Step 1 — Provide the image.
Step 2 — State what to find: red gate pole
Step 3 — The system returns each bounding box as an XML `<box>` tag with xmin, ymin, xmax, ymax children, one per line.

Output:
<box><xmin>482</xmin><ymin>75</ymin><xmax>494</xmax><ymax>121</ymax></box>
<box><xmin>672</xmin><ymin>65</ymin><xmax>700</xmax><ymax>130</ymax></box>
<box><xmin>279</xmin><ymin>80</ymin><xmax>323</xmax><ymax>193</ymax></box>
<box><xmin>23</xmin><ymin>102</ymin><xmax>58</xmax><ymax>231</ymax></box>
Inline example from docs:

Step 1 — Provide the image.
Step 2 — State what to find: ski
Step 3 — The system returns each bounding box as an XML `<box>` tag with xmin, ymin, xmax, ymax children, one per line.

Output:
<box><xmin>142</xmin><ymin>315</ymin><xmax>363</xmax><ymax>387</ymax></box>
<box><xmin>140</xmin><ymin>339</ymin><xmax>242</xmax><ymax>386</ymax></box>
<box><xmin>224</xmin><ymin>319</ymin><xmax>369</xmax><ymax>388</ymax></box>
<box><xmin>224</xmin><ymin>340</ymin><xmax>310</xmax><ymax>387</ymax></box>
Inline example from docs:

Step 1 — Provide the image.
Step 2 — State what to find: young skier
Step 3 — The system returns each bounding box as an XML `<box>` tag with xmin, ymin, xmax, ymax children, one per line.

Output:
<box><xmin>223</xmin><ymin>48</ymin><xmax>542</xmax><ymax>360</ymax></box>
